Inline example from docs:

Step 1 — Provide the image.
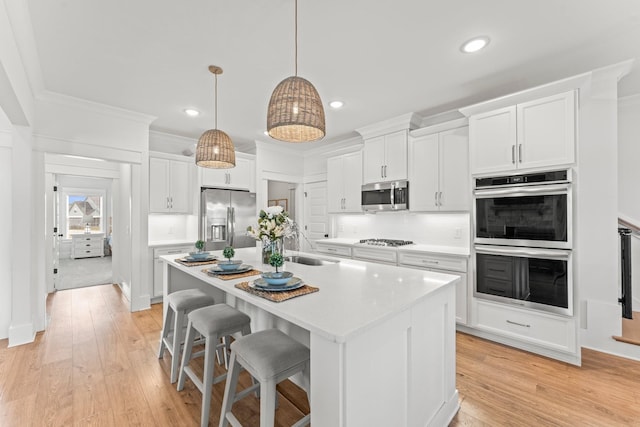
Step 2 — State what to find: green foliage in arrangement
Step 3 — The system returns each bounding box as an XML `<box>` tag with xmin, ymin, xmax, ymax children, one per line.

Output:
<box><xmin>223</xmin><ymin>246</ymin><xmax>235</xmax><ymax>261</ymax></box>
<box><xmin>195</xmin><ymin>240</ymin><xmax>205</xmax><ymax>251</ymax></box>
<box><xmin>269</xmin><ymin>252</ymin><xmax>284</xmax><ymax>273</ymax></box>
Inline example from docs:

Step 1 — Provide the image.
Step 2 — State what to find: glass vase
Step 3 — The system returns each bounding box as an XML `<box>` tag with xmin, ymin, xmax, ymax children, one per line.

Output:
<box><xmin>262</xmin><ymin>239</ymin><xmax>283</xmax><ymax>264</ymax></box>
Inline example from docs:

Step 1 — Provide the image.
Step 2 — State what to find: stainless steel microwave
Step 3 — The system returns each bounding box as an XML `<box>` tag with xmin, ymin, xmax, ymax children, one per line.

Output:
<box><xmin>361</xmin><ymin>181</ymin><xmax>409</xmax><ymax>212</ymax></box>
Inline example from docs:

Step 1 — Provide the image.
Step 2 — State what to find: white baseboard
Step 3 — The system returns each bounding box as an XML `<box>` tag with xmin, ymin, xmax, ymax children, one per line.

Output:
<box><xmin>8</xmin><ymin>321</ymin><xmax>36</xmax><ymax>347</ymax></box>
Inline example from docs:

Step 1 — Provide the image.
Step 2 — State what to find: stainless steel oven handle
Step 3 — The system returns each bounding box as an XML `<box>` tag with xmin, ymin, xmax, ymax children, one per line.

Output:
<box><xmin>474</xmin><ymin>183</ymin><xmax>570</xmax><ymax>198</ymax></box>
<box><xmin>475</xmin><ymin>244</ymin><xmax>570</xmax><ymax>260</ymax></box>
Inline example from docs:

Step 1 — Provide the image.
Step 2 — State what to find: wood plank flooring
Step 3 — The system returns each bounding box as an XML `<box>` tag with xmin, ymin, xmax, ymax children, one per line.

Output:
<box><xmin>2</xmin><ymin>284</ymin><xmax>640</xmax><ymax>426</ymax></box>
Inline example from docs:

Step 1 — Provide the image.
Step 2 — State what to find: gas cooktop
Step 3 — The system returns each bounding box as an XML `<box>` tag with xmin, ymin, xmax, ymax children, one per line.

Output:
<box><xmin>358</xmin><ymin>238</ymin><xmax>414</xmax><ymax>247</ymax></box>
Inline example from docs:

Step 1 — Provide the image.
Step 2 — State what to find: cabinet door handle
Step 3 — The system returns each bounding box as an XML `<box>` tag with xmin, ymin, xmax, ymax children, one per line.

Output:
<box><xmin>438</xmin><ymin>191</ymin><xmax>442</xmax><ymax>207</ymax></box>
<box><xmin>511</xmin><ymin>145</ymin><xmax>516</xmax><ymax>164</ymax></box>
<box><xmin>381</xmin><ymin>165</ymin><xmax>384</xmax><ymax>178</ymax></box>
<box><xmin>384</xmin><ymin>165</ymin><xmax>387</xmax><ymax>178</ymax></box>
<box><xmin>518</xmin><ymin>144</ymin><xmax>523</xmax><ymax>163</ymax></box>
<box><xmin>434</xmin><ymin>191</ymin><xmax>438</xmax><ymax>206</ymax></box>
<box><xmin>166</xmin><ymin>196</ymin><xmax>170</xmax><ymax>208</ymax></box>
<box><xmin>506</xmin><ymin>319</ymin><xmax>531</xmax><ymax>328</ymax></box>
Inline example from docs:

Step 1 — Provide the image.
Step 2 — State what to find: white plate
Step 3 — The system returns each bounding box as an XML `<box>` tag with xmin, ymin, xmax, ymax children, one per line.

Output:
<box><xmin>208</xmin><ymin>264</ymin><xmax>253</xmax><ymax>275</ymax></box>
<box><xmin>251</xmin><ymin>277</ymin><xmax>304</xmax><ymax>292</ymax></box>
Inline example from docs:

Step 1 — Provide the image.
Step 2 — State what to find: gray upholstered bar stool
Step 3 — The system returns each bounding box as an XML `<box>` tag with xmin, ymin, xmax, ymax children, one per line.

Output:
<box><xmin>157</xmin><ymin>288</ymin><xmax>215</xmax><ymax>383</ymax></box>
<box><xmin>219</xmin><ymin>328</ymin><xmax>311</xmax><ymax>427</ymax></box>
<box><xmin>177</xmin><ymin>304</ymin><xmax>252</xmax><ymax>427</ymax></box>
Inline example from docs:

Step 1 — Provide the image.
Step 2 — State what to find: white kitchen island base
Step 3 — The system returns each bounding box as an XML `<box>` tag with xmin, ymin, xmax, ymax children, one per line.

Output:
<box><xmin>162</xmin><ymin>249</ymin><xmax>459</xmax><ymax>426</ymax></box>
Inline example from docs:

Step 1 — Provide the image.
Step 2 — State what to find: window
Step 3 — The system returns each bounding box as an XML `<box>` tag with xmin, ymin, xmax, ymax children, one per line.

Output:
<box><xmin>66</xmin><ymin>193</ymin><xmax>104</xmax><ymax>235</ymax></box>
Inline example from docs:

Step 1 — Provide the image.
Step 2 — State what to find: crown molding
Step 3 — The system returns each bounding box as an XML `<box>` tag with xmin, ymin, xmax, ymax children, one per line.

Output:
<box><xmin>356</xmin><ymin>112</ymin><xmax>422</xmax><ymax>139</ymax></box>
<box><xmin>37</xmin><ymin>90</ymin><xmax>157</xmax><ymax>125</ymax></box>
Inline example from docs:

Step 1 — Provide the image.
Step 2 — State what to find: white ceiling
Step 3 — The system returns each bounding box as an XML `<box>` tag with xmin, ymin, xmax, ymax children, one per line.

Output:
<box><xmin>26</xmin><ymin>0</ymin><xmax>640</xmax><ymax>154</ymax></box>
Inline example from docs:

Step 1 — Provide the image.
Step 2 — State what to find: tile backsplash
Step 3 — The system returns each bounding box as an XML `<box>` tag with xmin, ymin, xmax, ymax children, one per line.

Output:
<box><xmin>333</xmin><ymin>212</ymin><xmax>470</xmax><ymax>248</ymax></box>
<box><xmin>148</xmin><ymin>214</ymin><xmax>199</xmax><ymax>242</ymax></box>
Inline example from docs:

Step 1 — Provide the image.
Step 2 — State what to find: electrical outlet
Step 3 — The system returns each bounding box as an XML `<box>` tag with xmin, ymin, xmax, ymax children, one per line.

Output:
<box><xmin>168</xmin><ymin>226</ymin><xmax>174</xmax><ymax>234</ymax></box>
<box><xmin>454</xmin><ymin>228</ymin><xmax>462</xmax><ymax>239</ymax></box>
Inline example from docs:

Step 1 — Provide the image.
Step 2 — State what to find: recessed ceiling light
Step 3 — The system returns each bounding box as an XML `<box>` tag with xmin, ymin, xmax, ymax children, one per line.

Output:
<box><xmin>460</xmin><ymin>36</ymin><xmax>490</xmax><ymax>53</ymax></box>
<box><xmin>329</xmin><ymin>100</ymin><xmax>344</xmax><ymax>109</ymax></box>
<box><xmin>184</xmin><ymin>108</ymin><xmax>200</xmax><ymax>117</ymax></box>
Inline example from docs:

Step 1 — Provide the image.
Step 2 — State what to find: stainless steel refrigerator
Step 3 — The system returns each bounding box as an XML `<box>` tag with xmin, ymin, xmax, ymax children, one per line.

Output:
<box><xmin>200</xmin><ymin>188</ymin><xmax>257</xmax><ymax>251</ymax></box>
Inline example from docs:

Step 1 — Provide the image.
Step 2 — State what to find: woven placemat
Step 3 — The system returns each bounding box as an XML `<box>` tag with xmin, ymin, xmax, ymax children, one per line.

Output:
<box><xmin>234</xmin><ymin>281</ymin><xmax>319</xmax><ymax>302</ymax></box>
<box><xmin>202</xmin><ymin>268</ymin><xmax>262</xmax><ymax>281</ymax></box>
<box><xmin>176</xmin><ymin>258</ymin><xmax>219</xmax><ymax>267</ymax></box>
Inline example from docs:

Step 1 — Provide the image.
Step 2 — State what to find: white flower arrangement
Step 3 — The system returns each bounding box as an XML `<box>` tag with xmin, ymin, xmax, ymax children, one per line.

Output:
<box><xmin>246</xmin><ymin>206</ymin><xmax>293</xmax><ymax>244</ymax></box>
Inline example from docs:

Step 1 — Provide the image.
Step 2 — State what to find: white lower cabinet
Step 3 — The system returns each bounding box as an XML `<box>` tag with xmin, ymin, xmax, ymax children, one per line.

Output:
<box><xmin>398</xmin><ymin>251</ymin><xmax>469</xmax><ymax>325</ymax></box>
<box><xmin>315</xmin><ymin>242</ymin><xmax>352</xmax><ymax>258</ymax></box>
<box><xmin>152</xmin><ymin>245</ymin><xmax>193</xmax><ymax>299</ymax></box>
<box><xmin>352</xmin><ymin>246</ymin><xmax>398</xmax><ymax>265</ymax></box>
<box><xmin>473</xmin><ymin>299</ymin><xmax>577</xmax><ymax>354</ymax></box>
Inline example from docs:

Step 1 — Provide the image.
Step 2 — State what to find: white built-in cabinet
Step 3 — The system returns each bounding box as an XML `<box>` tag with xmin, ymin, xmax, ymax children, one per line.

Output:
<box><xmin>362</xmin><ymin>130</ymin><xmax>408</xmax><ymax>183</ymax></box>
<box><xmin>149</xmin><ymin>157</ymin><xmax>192</xmax><ymax>213</ymax></box>
<box><xmin>200</xmin><ymin>157</ymin><xmax>255</xmax><ymax>192</ymax></box>
<box><xmin>327</xmin><ymin>151</ymin><xmax>363</xmax><ymax>213</ymax></box>
<box><xmin>152</xmin><ymin>244</ymin><xmax>194</xmax><ymax>299</ymax></box>
<box><xmin>408</xmin><ymin>126</ymin><xmax>469</xmax><ymax>211</ymax></box>
<box><xmin>398</xmin><ymin>251</ymin><xmax>469</xmax><ymax>325</ymax></box>
<box><xmin>469</xmin><ymin>91</ymin><xmax>575</xmax><ymax>175</ymax></box>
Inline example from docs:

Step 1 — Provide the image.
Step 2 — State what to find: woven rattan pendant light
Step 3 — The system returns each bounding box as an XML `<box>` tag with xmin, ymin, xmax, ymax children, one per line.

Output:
<box><xmin>267</xmin><ymin>0</ymin><xmax>325</xmax><ymax>143</ymax></box>
<box><xmin>196</xmin><ymin>65</ymin><xmax>236</xmax><ymax>168</ymax></box>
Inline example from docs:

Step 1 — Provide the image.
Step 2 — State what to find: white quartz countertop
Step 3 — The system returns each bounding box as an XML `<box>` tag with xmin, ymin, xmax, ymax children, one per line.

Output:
<box><xmin>149</xmin><ymin>239</ymin><xmax>196</xmax><ymax>248</ymax></box>
<box><xmin>161</xmin><ymin>247</ymin><xmax>459</xmax><ymax>343</ymax></box>
<box><xmin>316</xmin><ymin>238</ymin><xmax>470</xmax><ymax>257</ymax></box>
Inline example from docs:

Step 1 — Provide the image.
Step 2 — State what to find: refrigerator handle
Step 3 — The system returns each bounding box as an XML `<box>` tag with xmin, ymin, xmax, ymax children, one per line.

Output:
<box><xmin>228</xmin><ymin>207</ymin><xmax>234</xmax><ymax>247</ymax></box>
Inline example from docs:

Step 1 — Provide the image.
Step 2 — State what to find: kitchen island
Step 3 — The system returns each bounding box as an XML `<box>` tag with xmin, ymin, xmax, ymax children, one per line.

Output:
<box><xmin>161</xmin><ymin>247</ymin><xmax>460</xmax><ymax>426</ymax></box>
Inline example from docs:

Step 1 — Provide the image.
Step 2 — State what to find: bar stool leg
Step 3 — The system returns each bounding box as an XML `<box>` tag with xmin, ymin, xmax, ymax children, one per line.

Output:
<box><xmin>157</xmin><ymin>306</ymin><xmax>173</xmax><ymax>358</ymax></box>
<box><xmin>177</xmin><ymin>319</ymin><xmax>196</xmax><ymax>391</ymax></box>
<box><xmin>170</xmin><ymin>309</ymin><xmax>185</xmax><ymax>383</ymax></box>
<box><xmin>259</xmin><ymin>380</ymin><xmax>277</xmax><ymax>427</ymax></box>
<box><xmin>219</xmin><ymin>351</ymin><xmax>241</xmax><ymax>427</ymax></box>
<box><xmin>200</xmin><ymin>335</ymin><xmax>217</xmax><ymax>427</ymax></box>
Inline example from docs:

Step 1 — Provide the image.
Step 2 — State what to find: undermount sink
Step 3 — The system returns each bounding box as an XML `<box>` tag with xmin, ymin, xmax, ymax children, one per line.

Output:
<box><xmin>285</xmin><ymin>255</ymin><xmax>339</xmax><ymax>266</ymax></box>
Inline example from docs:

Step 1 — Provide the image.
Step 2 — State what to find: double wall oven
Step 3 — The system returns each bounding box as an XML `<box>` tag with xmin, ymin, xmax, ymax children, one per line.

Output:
<box><xmin>473</xmin><ymin>170</ymin><xmax>573</xmax><ymax>316</ymax></box>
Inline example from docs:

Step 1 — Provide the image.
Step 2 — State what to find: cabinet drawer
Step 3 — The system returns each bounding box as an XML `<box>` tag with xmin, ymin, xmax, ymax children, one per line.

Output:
<box><xmin>398</xmin><ymin>252</ymin><xmax>467</xmax><ymax>273</ymax></box>
<box><xmin>153</xmin><ymin>245</ymin><xmax>193</xmax><ymax>258</ymax></box>
<box><xmin>474</xmin><ymin>300</ymin><xmax>576</xmax><ymax>353</ymax></box>
<box><xmin>352</xmin><ymin>247</ymin><xmax>397</xmax><ymax>264</ymax></box>
<box><xmin>74</xmin><ymin>241</ymin><xmax>103</xmax><ymax>250</ymax></box>
<box><xmin>316</xmin><ymin>244</ymin><xmax>352</xmax><ymax>258</ymax></box>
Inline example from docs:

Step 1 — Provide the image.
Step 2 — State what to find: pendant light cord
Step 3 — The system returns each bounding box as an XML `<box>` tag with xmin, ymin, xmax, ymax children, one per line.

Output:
<box><xmin>214</xmin><ymin>73</ymin><xmax>218</xmax><ymax>130</ymax></box>
<box><xmin>294</xmin><ymin>0</ymin><xmax>298</xmax><ymax>77</ymax></box>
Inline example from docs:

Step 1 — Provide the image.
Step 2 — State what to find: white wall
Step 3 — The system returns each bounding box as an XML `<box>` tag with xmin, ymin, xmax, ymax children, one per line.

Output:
<box><xmin>0</xmin><ymin>134</ymin><xmax>13</xmax><ymax>339</ymax></box>
<box><xmin>618</xmin><ymin>95</ymin><xmax>640</xmax><ymax>225</ymax></box>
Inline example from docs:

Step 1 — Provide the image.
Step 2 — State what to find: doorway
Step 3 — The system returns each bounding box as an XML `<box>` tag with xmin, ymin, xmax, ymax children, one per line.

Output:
<box><xmin>54</xmin><ymin>175</ymin><xmax>113</xmax><ymax>290</ymax></box>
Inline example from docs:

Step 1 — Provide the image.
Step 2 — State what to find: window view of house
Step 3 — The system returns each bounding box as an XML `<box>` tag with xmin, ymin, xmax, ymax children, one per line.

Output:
<box><xmin>67</xmin><ymin>194</ymin><xmax>103</xmax><ymax>235</ymax></box>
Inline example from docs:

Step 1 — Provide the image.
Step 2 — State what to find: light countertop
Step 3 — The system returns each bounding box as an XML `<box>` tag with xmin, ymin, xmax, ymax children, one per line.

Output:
<box><xmin>316</xmin><ymin>238</ymin><xmax>470</xmax><ymax>257</ymax></box>
<box><xmin>149</xmin><ymin>239</ymin><xmax>196</xmax><ymax>248</ymax></box>
<box><xmin>161</xmin><ymin>247</ymin><xmax>459</xmax><ymax>343</ymax></box>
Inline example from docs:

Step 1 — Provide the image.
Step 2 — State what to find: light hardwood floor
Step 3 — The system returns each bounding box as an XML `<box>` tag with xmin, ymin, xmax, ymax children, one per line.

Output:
<box><xmin>1</xmin><ymin>284</ymin><xmax>640</xmax><ymax>426</ymax></box>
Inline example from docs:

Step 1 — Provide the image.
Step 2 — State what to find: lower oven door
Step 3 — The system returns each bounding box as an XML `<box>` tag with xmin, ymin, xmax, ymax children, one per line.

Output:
<box><xmin>475</xmin><ymin>245</ymin><xmax>572</xmax><ymax>316</ymax></box>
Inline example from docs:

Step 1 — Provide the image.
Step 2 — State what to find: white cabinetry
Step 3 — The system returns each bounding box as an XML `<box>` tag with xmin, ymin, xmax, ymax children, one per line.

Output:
<box><xmin>469</xmin><ymin>91</ymin><xmax>575</xmax><ymax>175</ymax></box>
<box><xmin>200</xmin><ymin>156</ymin><xmax>255</xmax><ymax>192</ymax></box>
<box><xmin>398</xmin><ymin>251</ymin><xmax>469</xmax><ymax>325</ymax></box>
<box><xmin>352</xmin><ymin>246</ymin><xmax>398</xmax><ymax>265</ymax></box>
<box><xmin>409</xmin><ymin>126</ymin><xmax>469</xmax><ymax>211</ymax></box>
<box><xmin>315</xmin><ymin>242</ymin><xmax>352</xmax><ymax>258</ymax></box>
<box><xmin>149</xmin><ymin>157</ymin><xmax>192</xmax><ymax>213</ymax></box>
<box><xmin>152</xmin><ymin>245</ymin><xmax>193</xmax><ymax>299</ymax></box>
<box><xmin>472</xmin><ymin>299</ymin><xmax>577</xmax><ymax>354</ymax></box>
<box><xmin>327</xmin><ymin>151</ymin><xmax>362</xmax><ymax>213</ymax></box>
<box><xmin>362</xmin><ymin>130</ymin><xmax>408</xmax><ymax>183</ymax></box>
<box><xmin>71</xmin><ymin>233</ymin><xmax>105</xmax><ymax>259</ymax></box>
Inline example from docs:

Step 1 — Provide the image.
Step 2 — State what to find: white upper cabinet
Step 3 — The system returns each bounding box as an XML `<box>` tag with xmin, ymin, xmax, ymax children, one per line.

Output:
<box><xmin>327</xmin><ymin>151</ymin><xmax>363</xmax><ymax>213</ymax></box>
<box><xmin>200</xmin><ymin>156</ymin><xmax>255</xmax><ymax>192</ymax></box>
<box><xmin>362</xmin><ymin>130</ymin><xmax>408</xmax><ymax>184</ymax></box>
<box><xmin>149</xmin><ymin>157</ymin><xmax>192</xmax><ymax>214</ymax></box>
<box><xmin>469</xmin><ymin>91</ymin><xmax>575</xmax><ymax>175</ymax></box>
<box><xmin>409</xmin><ymin>126</ymin><xmax>469</xmax><ymax>212</ymax></box>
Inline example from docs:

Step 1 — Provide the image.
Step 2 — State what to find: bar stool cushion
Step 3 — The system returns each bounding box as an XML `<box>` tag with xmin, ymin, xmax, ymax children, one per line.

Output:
<box><xmin>168</xmin><ymin>289</ymin><xmax>214</xmax><ymax>311</ymax></box>
<box><xmin>230</xmin><ymin>329</ymin><xmax>310</xmax><ymax>379</ymax></box>
<box><xmin>190</xmin><ymin>304</ymin><xmax>252</xmax><ymax>337</ymax></box>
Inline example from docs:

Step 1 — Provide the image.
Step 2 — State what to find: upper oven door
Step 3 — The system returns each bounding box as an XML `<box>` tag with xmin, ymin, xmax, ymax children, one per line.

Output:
<box><xmin>474</xmin><ymin>183</ymin><xmax>572</xmax><ymax>249</ymax></box>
